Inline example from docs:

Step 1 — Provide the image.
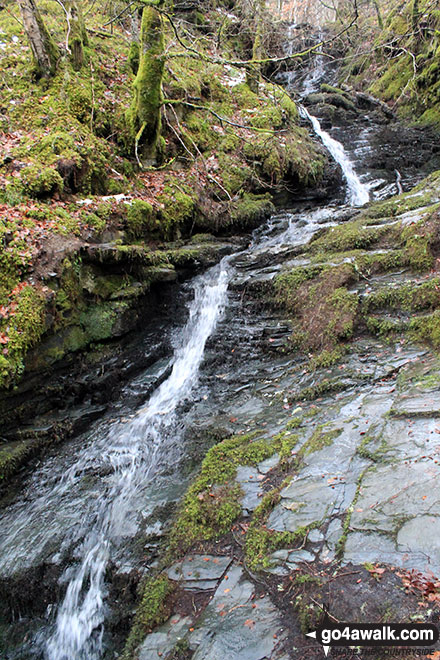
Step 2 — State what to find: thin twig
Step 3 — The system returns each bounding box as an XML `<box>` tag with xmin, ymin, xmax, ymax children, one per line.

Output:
<box><xmin>53</xmin><ymin>0</ymin><xmax>71</xmax><ymax>53</ymax></box>
<box><xmin>159</xmin><ymin>5</ymin><xmax>358</xmax><ymax>68</ymax></box>
<box><xmin>163</xmin><ymin>99</ymin><xmax>287</xmax><ymax>134</ymax></box>
<box><xmin>102</xmin><ymin>0</ymin><xmax>136</xmax><ymax>27</ymax></box>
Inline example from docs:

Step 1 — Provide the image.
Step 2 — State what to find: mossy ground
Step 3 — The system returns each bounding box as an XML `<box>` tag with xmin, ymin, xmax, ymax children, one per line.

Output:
<box><xmin>339</xmin><ymin>0</ymin><xmax>440</xmax><ymax>127</ymax></box>
<box><xmin>0</xmin><ymin>0</ymin><xmax>327</xmax><ymax>393</ymax></box>
<box><xmin>270</xmin><ymin>172</ymin><xmax>440</xmax><ymax>360</ymax></box>
<box><xmin>167</xmin><ymin>430</ymin><xmax>299</xmax><ymax>557</ymax></box>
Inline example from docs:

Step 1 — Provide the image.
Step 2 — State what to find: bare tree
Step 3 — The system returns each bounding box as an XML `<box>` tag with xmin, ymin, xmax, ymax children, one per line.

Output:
<box><xmin>16</xmin><ymin>0</ymin><xmax>59</xmax><ymax>77</ymax></box>
<box><xmin>65</xmin><ymin>0</ymin><xmax>88</xmax><ymax>70</ymax></box>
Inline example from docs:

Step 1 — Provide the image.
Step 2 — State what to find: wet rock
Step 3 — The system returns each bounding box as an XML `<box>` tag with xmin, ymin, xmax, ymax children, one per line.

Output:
<box><xmin>286</xmin><ymin>549</ymin><xmax>315</xmax><ymax>568</ymax></box>
<box><xmin>391</xmin><ymin>393</ymin><xmax>440</xmax><ymax>417</ymax></box>
<box><xmin>167</xmin><ymin>555</ymin><xmax>232</xmax><ymax>591</ymax></box>
<box><xmin>188</xmin><ymin>565</ymin><xmax>285</xmax><ymax>660</ymax></box>
<box><xmin>308</xmin><ymin>529</ymin><xmax>324</xmax><ymax>543</ymax></box>
<box><xmin>138</xmin><ymin>614</ymin><xmax>193</xmax><ymax>660</ymax></box>
<box><xmin>258</xmin><ymin>454</ymin><xmax>280</xmax><ymax>474</ymax></box>
<box><xmin>235</xmin><ymin>466</ymin><xmax>263</xmax><ymax>515</ymax></box>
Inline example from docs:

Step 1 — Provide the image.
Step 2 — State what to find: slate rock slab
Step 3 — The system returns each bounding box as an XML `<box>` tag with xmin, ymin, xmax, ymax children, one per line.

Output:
<box><xmin>167</xmin><ymin>554</ymin><xmax>232</xmax><ymax>591</ymax></box>
<box><xmin>189</xmin><ymin>564</ymin><xmax>285</xmax><ymax>660</ymax></box>
<box><xmin>138</xmin><ymin>615</ymin><xmax>193</xmax><ymax>660</ymax></box>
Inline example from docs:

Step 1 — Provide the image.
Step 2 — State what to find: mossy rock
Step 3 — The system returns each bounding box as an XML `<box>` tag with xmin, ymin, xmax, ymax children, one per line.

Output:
<box><xmin>230</xmin><ymin>194</ymin><xmax>275</xmax><ymax>229</ymax></box>
<box><xmin>274</xmin><ymin>262</ymin><xmax>358</xmax><ymax>351</ymax></box>
<box><xmin>19</xmin><ymin>165</ymin><xmax>64</xmax><ymax>198</ymax></box>
<box><xmin>126</xmin><ymin>200</ymin><xmax>159</xmax><ymax>239</ymax></box>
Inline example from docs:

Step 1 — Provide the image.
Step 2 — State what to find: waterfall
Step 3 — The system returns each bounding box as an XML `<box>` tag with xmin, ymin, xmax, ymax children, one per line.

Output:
<box><xmin>39</xmin><ymin>261</ymin><xmax>231</xmax><ymax>659</ymax></box>
<box><xmin>302</xmin><ymin>31</ymin><xmax>325</xmax><ymax>95</ymax></box>
<box><xmin>300</xmin><ymin>105</ymin><xmax>370</xmax><ymax>207</ymax></box>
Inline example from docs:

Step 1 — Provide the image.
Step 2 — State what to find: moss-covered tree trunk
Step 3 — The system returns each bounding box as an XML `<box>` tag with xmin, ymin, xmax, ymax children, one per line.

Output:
<box><xmin>65</xmin><ymin>0</ymin><xmax>88</xmax><ymax>70</ymax></box>
<box><xmin>372</xmin><ymin>0</ymin><xmax>383</xmax><ymax>29</ymax></box>
<box><xmin>412</xmin><ymin>0</ymin><xmax>420</xmax><ymax>32</ymax></box>
<box><xmin>126</xmin><ymin>6</ymin><xmax>164</xmax><ymax>165</ymax></box>
<box><xmin>16</xmin><ymin>0</ymin><xmax>59</xmax><ymax>77</ymax></box>
<box><xmin>246</xmin><ymin>0</ymin><xmax>265</xmax><ymax>94</ymax></box>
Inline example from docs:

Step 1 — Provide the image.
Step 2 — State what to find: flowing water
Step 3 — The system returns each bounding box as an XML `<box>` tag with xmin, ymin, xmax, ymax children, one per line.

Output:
<box><xmin>0</xmin><ymin>263</ymin><xmax>231</xmax><ymax>659</ymax></box>
<box><xmin>299</xmin><ymin>105</ymin><xmax>370</xmax><ymax>206</ymax></box>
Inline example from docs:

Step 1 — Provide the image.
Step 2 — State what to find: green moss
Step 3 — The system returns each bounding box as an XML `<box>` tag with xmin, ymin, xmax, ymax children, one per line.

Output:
<box><xmin>230</xmin><ymin>194</ymin><xmax>275</xmax><ymax>229</ymax></box>
<box><xmin>366</xmin><ymin>316</ymin><xmax>405</xmax><ymax>338</ymax></box>
<box><xmin>79</xmin><ymin>301</ymin><xmax>128</xmax><ymax>342</ymax></box>
<box><xmin>0</xmin><ymin>440</ymin><xmax>35</xmax><ymax>481</ymax></box>
<box><xmin>19</xmin><ymin>165</ymin><xmax>64</xmax><ymax>198</ymax></box>
<box><xmin>158</xmin><ymin>178</ymin><xmax>198</xmax><ymax>238</ymax></box>
<box><xmin>0</xmin><ymin>285</ymin><xmax>47</xmax><ymax>389</ymax></box>
<box><xmin>298</xmin><ymin>378</ymin><xmax>348</xmax><ymax>401</ymax></box>
<box><xmin>309</xmin><ymin>221</ymin><xmax>389</xmax><ymax>254</ymax></box>
<box><xmin>336</xmin><ymin>467</ymin><xmax>370</xmax><ymax>558</ymax></box>
<box><xmin>309</xmin><ymin>347</ymin><xmax>345</xmax><ymax>370</ymax></box>
<box><xmin>128</xmin><ymin>41</ymin><xmax>139</xmax><ymax>75</ymax></box>
<box><xmin>123</xmin><ymin>575</ymin><xmax>175</xmax><ymax>659</ymax></box>
<box><xmin>244</xmin><ymin>489</ymin><xmax>319</xmax><ymax>571</ymax></box>
<box><xmin>168</xmin><ymin>430</ymin><xmax>299</xmax><ymax>556</ymax></box>
<box><xmin>286</xmin><ymin>416</ymin><xmax>303</xmax><ymax>430</ymax></box>
<box><xmin>217</xmin><ymin>153</ymin><xmax>253</xmax><ymax>196</ymax></box>
<box><xmin>320</xmin><ymin>83</ymin><xmax>349</xmax><ymax>96</ymax></box>
<box><xmin>243</xmin><ymin>127</ymin><xmax>324</xmax><ymax>186</ymax></box>
<box><xmin>126</xmin><ymin>7</ymin><xmax>165</xmax><ymax>161</ymax></box>
<box><xmin>362</xmin><ymin>279</ymin><xmax>440</xmax><ymax>314</ymax></box>
<box><xmin>183</xmin><ymin>111</ymin><xmax>218</xmax><ymax>152</ymax></box>
<box><xmin>126</xmin><ymin>200</ymin><xmax>158</xmax><ymax>239</ymax></box>
<box><xmin>300</xmin><ymin>425</ymin><xmax>342</xmax><ymax>457</ymax></box>
<box><xmin>233</xmin><ymin>83</ymin><xmax>260</xmax><ymax>109</ymax></box>
<box><xmin>274</xmin><ymin>263</ymin><xmax>358</xmax><ymax>351</ymax></box>
<box><xmin>354</xmin><ymin>249</ymin><xmax>409</xmax><ymax>276</ymax></box>
<box><xmin>404</xmin><ymin>234</ymin><xmax>434</xmax><ymax>272</ymax></box>
<box><xmin>409</xmin><ymin>311</ymin><xmax>440</xmax><ymax>348</ymax></box>
<box><xmin>357</xmin><ymin>434</ymin><xmax>388</xmax><ymax>463</ymax></box>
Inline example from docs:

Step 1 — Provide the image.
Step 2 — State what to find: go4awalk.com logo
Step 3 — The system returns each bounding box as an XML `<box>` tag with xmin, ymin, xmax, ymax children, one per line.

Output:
<box><xmin>306</xmin><ymin>614</ymin><xmax>439</xmax><ymax>656</ymax></box>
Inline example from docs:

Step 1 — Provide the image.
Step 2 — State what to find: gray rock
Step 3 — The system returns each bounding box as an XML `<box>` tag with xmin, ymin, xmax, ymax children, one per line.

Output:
<box><xmin>236</xmin><ymin>466</ymin><xmax>264</xmax><ymax>514</ymax></box>
<box><xmin>167</xmin><ymin>555</ymin><xmax>232</xmax><ymax>589</ymax></box>
<box><xmin>287</xmin><ymin>549</ymin><xmax>315</xmax><ymax>568</ymax></box>
<box><xmin>397</xmin><ymin>516</ymin><xmax>440</xmax><ymax>557</ymax></box>
<box><xmin>267</xmin><ymin>477</ymin><xmax>344</xmax><ymax>532</ymax></box>
<box><xmin>138</xmin><ymin>615</ymin><xmax>193</xmax><ymax>660</ymax></box>
<box><xmin>391</xmin><ymin>392</ymin><xmax>440</xmax><ymax>417</ymax></box>
<box><xmin>189</xmin><ymin>565</ymin><xmax>285</xmax><ymax>660</ymax></box>
<box><xmin>343</xmin><ymin>531</ymin><xmax>398</xmax><ymax>566</ymax></box>
<box><xmin>258</xmin><ymin>454</ymin><xmax>280</xmax><ymax>474</ymax></box>
<box><xmin>271</xmin><ymin>549</ymin><xmax>289</xmax><ymax>561</ymax></box>
<box><xmin>308</xmin><ymin>529</ymin><xmax>324</xmax><ymax>543</ymax></box>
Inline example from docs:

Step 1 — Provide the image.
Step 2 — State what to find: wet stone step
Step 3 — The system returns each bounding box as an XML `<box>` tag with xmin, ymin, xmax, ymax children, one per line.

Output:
<box><xmin>167</xmin><ymin>555</ymin><xmax>232</xmax><ymax>591</ymax></box>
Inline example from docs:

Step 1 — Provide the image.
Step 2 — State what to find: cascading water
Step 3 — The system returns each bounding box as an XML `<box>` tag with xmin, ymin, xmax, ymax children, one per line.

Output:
<box><xmin>299</xmin><ymin>105</ymin><xmax>370</xmax><ymax>206</ymax></box>
<box><xmin>44</xmin><ymin>261</ymin><xmax>230</xmax><ymax>659</ymax></box>
<box><xmin>0</xmin><ymin>261</ymin><xmax>230</xmax><ymax>659</ymax></box>
<box><xmin>302</xmin><ymin>31</ymin><xmax>325</xmax><ymax>95</ymax></box>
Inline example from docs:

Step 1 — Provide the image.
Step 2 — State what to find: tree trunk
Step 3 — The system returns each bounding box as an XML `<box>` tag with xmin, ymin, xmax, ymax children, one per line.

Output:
<box><xmin>16</xmin><ymin>0</ymin><xmax>59</xmax><ymax>77</ymax></box>
<box><xmin>126</xmin><ymin>6</ymin><xmax>164</xmax><ymax>164</ymax></box>
<box><xmin>246</xmin><ymin>0</ymin><xmax>265</xmax><ymax>94</ymax></box>
<box><xmin>412</xmin><ymin>0</ymin><xmax>419</xmax><ymax>32</ymax></box>
<box><xmin>128</xmin><ymin>9</ymin><xmax>140</xmax><ymax>75</ymax></box>
<box><xmin>65</xmin><ymin>0</ymin><xmax>88</xmax><ymax>70</ymax></box>
<box><xmin>372</xmin><ymin>0</ymin><xmax>383</xmax><ymax>29</ymax></box>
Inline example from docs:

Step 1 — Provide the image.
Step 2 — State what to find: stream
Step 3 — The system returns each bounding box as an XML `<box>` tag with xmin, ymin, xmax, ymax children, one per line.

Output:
<box><xmin>1</xmin><ymin>29</ymin><xmax>440</xmax><ymax>660</ymax></box>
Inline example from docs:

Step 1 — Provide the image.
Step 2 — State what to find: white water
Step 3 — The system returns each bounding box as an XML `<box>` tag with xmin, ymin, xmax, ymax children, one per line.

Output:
<box><xmin>44</xmin><ymin>261</ymin><xmax>230</xmax><ymax>659</ymax></box>
<box><xmin>302</xmin><ymin>31</ymin><xmax>325</xmax><ymax>95</ymax></box>
<box><xmin>300</xmin><ymin>105</ymin><xmax>370</xmax><ymax>207</ymax></box>
<box><xmin>0</xmin><ymin>262</ymin><xmax>230</xmax><ymax>659</ymax></box>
